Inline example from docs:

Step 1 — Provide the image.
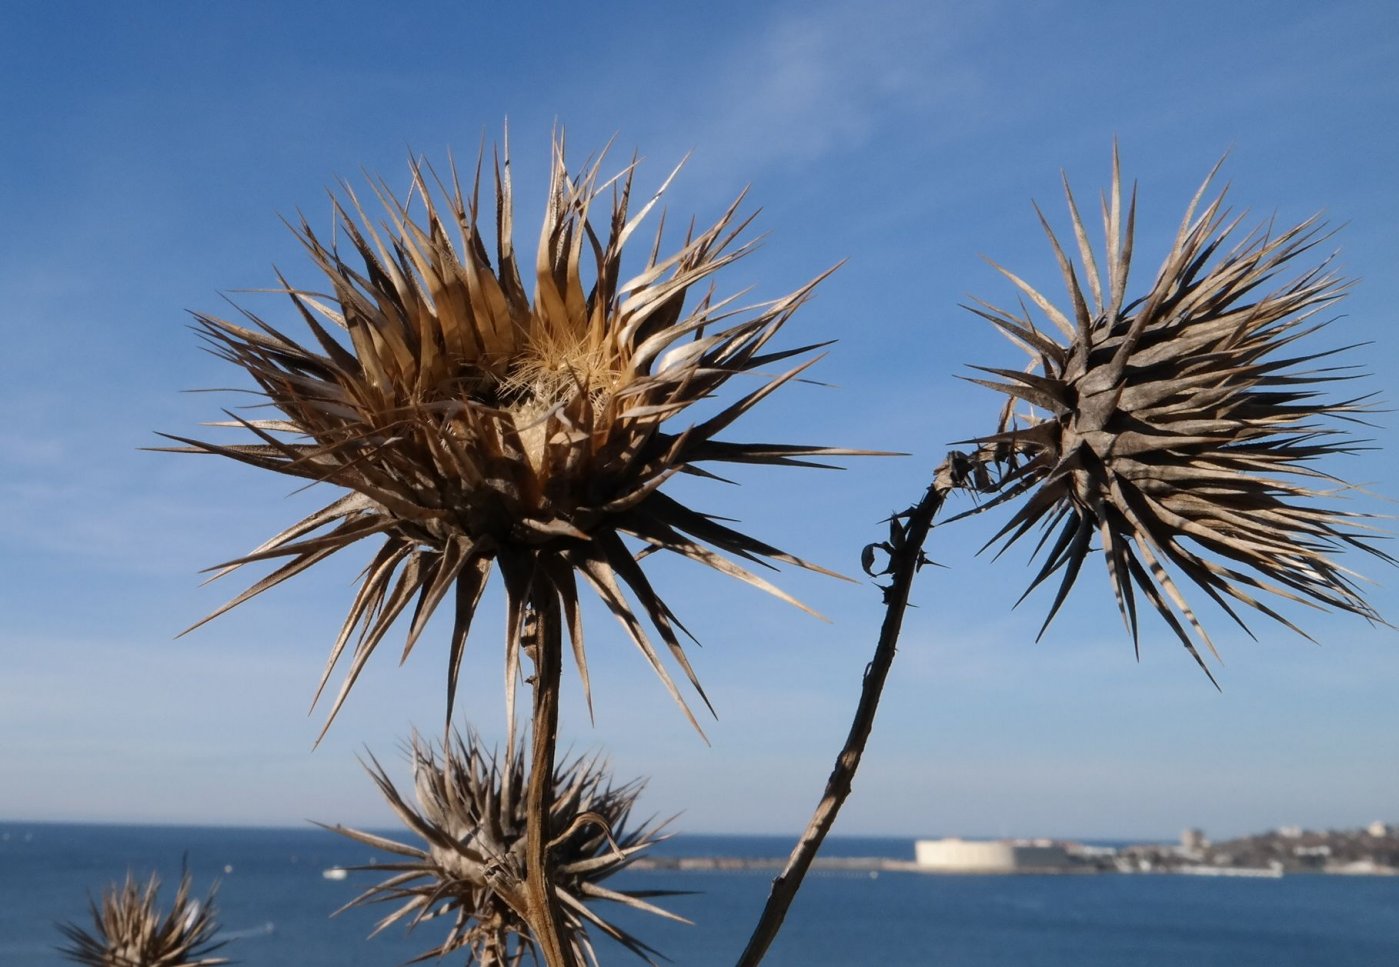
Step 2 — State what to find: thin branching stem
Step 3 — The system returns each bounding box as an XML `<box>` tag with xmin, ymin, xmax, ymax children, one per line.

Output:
<box><xmin>735</xmin><ymin>449</ymin><xmax>1000</xmax><ymax>967</ymax></box>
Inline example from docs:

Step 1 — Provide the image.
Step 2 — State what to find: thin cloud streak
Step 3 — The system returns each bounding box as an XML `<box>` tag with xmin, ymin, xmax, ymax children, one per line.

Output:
<box><xmin>641</xmin><ymin>0</ymin><xmax>991</xmax><ymax>178</ymax></box>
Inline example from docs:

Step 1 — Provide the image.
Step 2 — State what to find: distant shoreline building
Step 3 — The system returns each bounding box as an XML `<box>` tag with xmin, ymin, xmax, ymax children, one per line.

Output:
<box><xmin>914</xmin><ymin>837</ymin><xmax>1069</xmax><ymax>873</ymax></box>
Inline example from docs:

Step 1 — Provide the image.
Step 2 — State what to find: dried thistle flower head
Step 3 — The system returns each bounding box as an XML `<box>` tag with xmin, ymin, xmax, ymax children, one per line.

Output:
<box><xmin>326</xmin><ymin>732</ymin><xmax>682</xmax><ymax>965</ymax></box>
<box><xmin>57</xmin><ymin>868</ymin><xmax>227</xmax><ymax>967</ymax></box>
<box><xmin>167</xmin><ymin>132</ymin><xmax>856</xmax><ymax>734</ymax></box>
<box><xmin>965</xmin><ymin>149</ymin><xmax>1391</xmax><ymax>676</ymax></box>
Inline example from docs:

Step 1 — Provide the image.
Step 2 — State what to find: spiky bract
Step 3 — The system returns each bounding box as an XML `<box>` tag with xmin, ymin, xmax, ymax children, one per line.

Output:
<box><xmin>965</xmin><ymin>151</ymin><xmax>1389</xmax><ymax>675</ymax></box>
<box><xmin>57</xmin><ymin>868</ymin><xmax>227</xmax><ymax>967</ymax></box>
<box><xmin>327</xmin><ymin>732</ymin><xmax>681</xmax><ymax>966</ymax></box>
<box><xmin>168</xmin><ymin>134</ymin><xmax>851</xmax><ymax>734</ymax></box>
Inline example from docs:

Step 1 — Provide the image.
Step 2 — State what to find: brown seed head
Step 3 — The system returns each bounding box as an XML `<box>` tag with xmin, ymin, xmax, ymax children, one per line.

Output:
<box><xmin>964</xmin><ymin>149</ymin><xmax>1391</xmax><ymax>676</ymax></box>
<box><xmin>165</xmin><ymin>132</ymin><xmax>858</xmax><ymax>734</ymax></box>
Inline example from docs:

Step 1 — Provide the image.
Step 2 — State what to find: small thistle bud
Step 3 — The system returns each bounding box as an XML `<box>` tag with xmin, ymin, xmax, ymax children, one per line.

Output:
<box><xmin>326</xmin><ymin>732</ymin><xmax>683</xmax><ymax>965</ymax></box>
<box><xmin>57</xmin><ymin>867</ymin><xmax>227</xmax><ymax>967</ymax></box>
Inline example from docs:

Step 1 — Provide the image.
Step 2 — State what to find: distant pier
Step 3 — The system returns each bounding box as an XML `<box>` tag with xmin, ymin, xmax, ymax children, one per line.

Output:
<box><xmin>631</xmin><ymin>855</ymin><xmax>920</xmax><ymax>874</ymax></box>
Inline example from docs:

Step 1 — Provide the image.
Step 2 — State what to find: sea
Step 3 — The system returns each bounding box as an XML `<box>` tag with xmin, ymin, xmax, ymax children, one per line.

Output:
<box><xmin>3</xmin><ymin>822</ymin><xmax>1398</xmax><ymax>966</ymax></box>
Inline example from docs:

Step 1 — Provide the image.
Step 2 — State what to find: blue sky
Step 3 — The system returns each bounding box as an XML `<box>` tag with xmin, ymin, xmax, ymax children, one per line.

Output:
<box><xmin>2</xmin><ymin>0</ymin><xmax>1396</xmax><ymax>842</ymax></box>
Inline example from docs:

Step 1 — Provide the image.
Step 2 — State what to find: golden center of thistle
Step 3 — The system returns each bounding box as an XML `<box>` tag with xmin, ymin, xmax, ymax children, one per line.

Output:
<box><xmin>494</xmin><ymin>334</ymin><xmax>626</xmax><ymax>473</ymax></box>
<box><xmin>500</xmin><ymin>328</ymin><xmax>625</xmax><ymax>405</ymax></box>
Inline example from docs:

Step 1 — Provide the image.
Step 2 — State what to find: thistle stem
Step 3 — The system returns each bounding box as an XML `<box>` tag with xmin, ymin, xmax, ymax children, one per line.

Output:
<box><xmin>523</xmin><ymin>591</ymin><xmax>578</xmax><ymax>967</ymax></box>
<box><xmin>734</xmin><ymin>450</ymin><xmax>995</xmax><ymax>967</ymax></box>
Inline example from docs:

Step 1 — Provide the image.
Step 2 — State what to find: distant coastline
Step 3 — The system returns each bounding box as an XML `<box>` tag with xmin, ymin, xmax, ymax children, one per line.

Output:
<box><xmin>4</xmin><ymin>819</ymin><xmax>1396</xmax><ymax>877</ymax></box>
<box><xmin>630</xmin><ymin>821</ymin><xmax>1399</xmax><ymax>877</ymax></box>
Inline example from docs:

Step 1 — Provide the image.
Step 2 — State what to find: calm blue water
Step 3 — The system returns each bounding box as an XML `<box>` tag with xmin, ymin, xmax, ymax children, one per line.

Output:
<box><xmin>4</xmin><ymin>822</ymin><xmax>1399</xmax><ymax>965</ymax></box>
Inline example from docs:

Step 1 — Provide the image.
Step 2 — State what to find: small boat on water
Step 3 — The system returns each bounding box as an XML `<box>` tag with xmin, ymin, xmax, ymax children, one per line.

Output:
<box><xmin>322</xmin><ymin>867</ymin><xmax>349</xmax><ymax>880</ymax></box>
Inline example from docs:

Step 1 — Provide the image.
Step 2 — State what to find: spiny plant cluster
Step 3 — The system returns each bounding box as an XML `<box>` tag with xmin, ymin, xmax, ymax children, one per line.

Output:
<box><xmin>963</xmin><ymin>151</ymin><xmax>1389</xmax><ymax>673</ymax></box>
<box><xmin>66</xmin><ymin>133</ymin><xmax>1384</xmax><ymax>966</ymax></box>
<box><xmin>58</xmin><ymin>868</ymin><xmax>226</xmax><ymax>967</ymax></box>
<box><xmin>327</xmin><ymin>733</ymin><xmax>682</xmax><ymax>966</ymax></box>
<box><xmin>167</xmin><ymin>140</ymin><xmax>856</xmax><ymax>742</ymax></box>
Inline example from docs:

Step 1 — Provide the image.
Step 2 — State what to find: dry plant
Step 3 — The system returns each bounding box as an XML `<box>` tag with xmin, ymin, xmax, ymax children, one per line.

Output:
<box><xmin>160</xmin><ymin>127</ymin><xmax>1390</xmax><ymax>964</ymax></box>
<box><xmin>57</xmin><ymin>868</ymin><xmax>227</xmax><ymax>967</ymax></box>
<box><xmin>166</xmin><ymin>131</ymin><xmax>861</xmax><ymax>964</ymax></box>
<box><xmin>326</xmin><ymin>732</ymin><xmax>681</xmax><ymax>966</ymax></box>
<box><xmin>735</xmin><ymin>149</ymin><xmax>1392</xmax><ymax>965</ymax></box>
<box><xmin>166</xmin><ymin>136</ymin><xmax>853</xmax><ymax>739</ymax></box>
<box><xmin>962</xmin><ymin>150</ymin><xmax>1385</xmax><ymax>662</ymax></box>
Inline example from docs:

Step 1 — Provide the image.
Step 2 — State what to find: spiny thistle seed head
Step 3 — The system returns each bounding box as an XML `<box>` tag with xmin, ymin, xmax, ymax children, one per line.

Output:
<box><xmin>166</xmin><ymin>131</ymin><xmax>860</xmax><ymax>735</ymax></box>
<box><xmin>326</xmin><ymin>732</ymin><xmax>682</xmax><ymax>966</ymax></box>
<box><xmin>57</xmin><ymin>868</ymin><xmax>227</xmax><ymax>967</ymax></box>
<box><xmin>964</xmin><ymin>149</ymin><xmax>1392</xmax><ymax>676</ymax></box>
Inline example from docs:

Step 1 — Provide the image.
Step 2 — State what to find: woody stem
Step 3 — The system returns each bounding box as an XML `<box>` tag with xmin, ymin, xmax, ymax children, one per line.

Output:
<box><xmin>735</xmin><ymin>448</ymin><xmax>1001</xmax><ymax>966</ymax></box>
<box><xmin>523</xmin><ymin>590</ymin><xmax>577</xmax><ymax>967</ymax></box>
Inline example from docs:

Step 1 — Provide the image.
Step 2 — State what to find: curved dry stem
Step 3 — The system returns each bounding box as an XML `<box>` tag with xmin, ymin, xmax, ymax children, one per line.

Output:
<box><xmin>734</xmin><ymin>448</ymin><xmax>1001</xmax><ymax>966</ymax></box>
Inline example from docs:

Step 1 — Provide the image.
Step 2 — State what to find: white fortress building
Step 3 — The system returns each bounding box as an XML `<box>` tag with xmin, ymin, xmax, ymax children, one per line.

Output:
<box><xmin>914</xmin><ymin>837</ymin><xmax>1070</xmax><ymax>872</ymax></box>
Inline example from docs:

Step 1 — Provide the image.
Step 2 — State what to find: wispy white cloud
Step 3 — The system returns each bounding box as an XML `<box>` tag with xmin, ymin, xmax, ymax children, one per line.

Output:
<box><xmin>646</xmin><ymin>0</ymin><xmax>990</xmax><ymax>175</ymax></box>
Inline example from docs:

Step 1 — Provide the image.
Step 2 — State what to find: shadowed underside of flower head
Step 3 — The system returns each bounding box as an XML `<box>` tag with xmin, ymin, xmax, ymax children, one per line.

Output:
<box><xmin>963</xmin><ymin>149</ymin><xmax>1392</xmax><ymax>677</ymax></box>
<box><xmin>57</xmin><ymin>868</ymin><xmax>227</xmax><ymax>967</ymax></box>
<box><xmin>165</xmin><ymin>132</ymin><xmax>859</xmax><ymax>736</ymax></box>
<box><xmin>325</xmin><ymin>732</ymin><xmax>683</xmax><ymax>966</ymax></box>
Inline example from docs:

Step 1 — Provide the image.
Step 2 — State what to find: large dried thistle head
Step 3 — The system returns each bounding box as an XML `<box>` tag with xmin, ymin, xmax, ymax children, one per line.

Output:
<box><xmin>167</xmin><ymin>132</ymin><xmax>856</xmax><ymax>734</ymax></box>
<box><xmin>57</xmin><ymin>868</ymin><xmax>227</xmax><ymax>967</ymax></box>
<box><xmin>326</xmin><ymin>732</ymin><xmax>682</xmax><ymax>966</ymax></box>
<box><xmin>963</xmin><ymin>150</ymin><xmax>1391</xmax><ymax>677</ymax></box>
